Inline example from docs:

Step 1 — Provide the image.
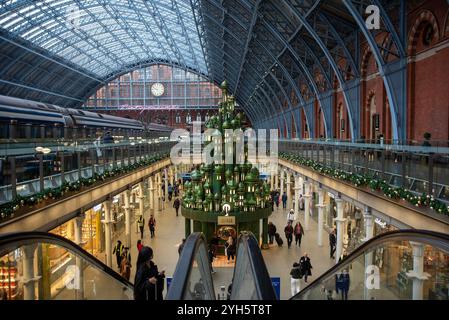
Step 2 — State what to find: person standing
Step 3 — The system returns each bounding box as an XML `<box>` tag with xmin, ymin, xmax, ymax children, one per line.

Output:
<box><xmin>178</xmin><ymin>238</ymin><xmax>186</xmax><ymax>256</ymax></box>
<box><xmin>282</xmin><ymin>192</ymin><xmax>288</xmax><ymax>209</ymax></box>
<box><xmin>168</xmin><ymin>183</ymin><xmax>173</xmax><ymax>201</ymax></box>
<box><xmin>287</xmin><ymin>209</ymin><xmax>295</xmax><ymax>225</ymax></box>
<box><xmin>208</xmin><ymin>245</ymin><xmax>216</xmax><ymax>274</ymax></box>
<box><xmin>148</xmin><ymin>215</ymin><xmax>156</xmax><ymax>238</ymax></box>
<box><xmin>173</xmin><ymin>197</ymin><xmax>181</xmax><ymax>216</ymax></box>
<box><xmin>134</xmin><ymin>246</ymin><xmax>165</xmax><ymax>300</ymax></box>
<box><xmin>275</xmin><ymin>191</ymin><xmax>280</xmax><ymax>208</ymax></box>
<box><xmin>294</xmin><ymin>221</ymin><xmax>304</xmax><ymax>247</ymax></box>
<box><xmin>284</xmin><ymin>222</ymin><xmax>294</xmax><ymax>249</ymax></box>
<box><xmin>299</xmin><ymin>253</ymin><xmax>313</xmax><ymax>283</ymax></box>
<box><xmin>225</xmin><ymin>236</ymin><xmax>236</xmax><ymax>263</ymax></box>
<box><xmin>329</xmin><ymin>229</ymin><xmax>337</xmax><ymax>259</ymax></box>
<box><xmin>113</xmin><ymin>240</ymin><xmax>124</xmax><ymax>269</ymax></box>
<box><xmin>268</xmin><ymin>222</ymin><xmax>277</xmax><ymax>244</ymax></box>
<box><xmin>120</xmin><ymin>247</ymin><xmax>132</xmax><ymax>281</ymax></box>
<box><xmin>137</xmin><ymin>215</ymin><xmax>145</xmax><ymax>239</ymax></box>
<box><xmin>299</xmin><ymin>194</ymin><xmax>305</xmax><ymax>211</ymax></box>
<box><xmin>290</xmin><ymin>262</ymin><xmax>302</xmax><ymax>296</ymax></box>
<box><xmin>137</xmin><ymin>239</ymin><xmax>143</xmax><ymax>252</ymax></box>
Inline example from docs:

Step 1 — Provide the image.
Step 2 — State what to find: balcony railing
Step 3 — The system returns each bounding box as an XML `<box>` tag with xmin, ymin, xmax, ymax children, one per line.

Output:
<box><xmin>279</xmin><ymin>139</ymin><xmax>449</xmax><ymax>204</ymax></box>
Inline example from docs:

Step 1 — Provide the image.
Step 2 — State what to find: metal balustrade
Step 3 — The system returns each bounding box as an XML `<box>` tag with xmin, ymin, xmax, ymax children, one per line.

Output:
<box><xmin>279</xmin><ymin>139</ymin><xmax>449</xmax><ymax>204</ymax></box>
<box><xmin>0</xmin><ymin>138</ymin><xmax>175</xmax><ymax>206</ymax></box>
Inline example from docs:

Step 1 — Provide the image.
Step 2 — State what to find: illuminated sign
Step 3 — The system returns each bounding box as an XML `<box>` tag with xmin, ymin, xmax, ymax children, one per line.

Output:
<box><xmin>218</xmin><ymin>216</ymin><xmax>236</xmax><ymax>225</ymax></box>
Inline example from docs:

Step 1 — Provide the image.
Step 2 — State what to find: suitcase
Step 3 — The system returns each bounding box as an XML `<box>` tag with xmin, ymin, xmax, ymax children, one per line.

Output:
<box><xmin>275</xmin><ymin>233</ymin><xmax>283</xmax><ymax>246</ymax></box>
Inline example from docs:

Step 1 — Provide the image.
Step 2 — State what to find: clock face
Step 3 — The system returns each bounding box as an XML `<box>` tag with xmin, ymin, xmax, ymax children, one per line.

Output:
<box><xmin>151</xmin><ymin>83</ymin><xmax>165</xmax><ymax>97</ymax></box>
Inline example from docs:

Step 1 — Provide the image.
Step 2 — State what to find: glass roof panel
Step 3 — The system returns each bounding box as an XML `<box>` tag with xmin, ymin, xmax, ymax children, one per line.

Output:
<box><xmin>0</xmin><ymin>0</ymin><xmax>208</xmax><ymax>77</ymax></box>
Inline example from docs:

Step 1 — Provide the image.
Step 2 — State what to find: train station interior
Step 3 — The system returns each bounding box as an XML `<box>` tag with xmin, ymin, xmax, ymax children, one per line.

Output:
<box><xmin>0</xmin><ymin>0</ymin><xmax>448</xmax><ymax>302</ymax></box>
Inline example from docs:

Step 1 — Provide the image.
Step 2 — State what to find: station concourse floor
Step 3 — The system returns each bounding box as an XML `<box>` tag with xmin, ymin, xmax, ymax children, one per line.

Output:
<box><xmin>101</xmin><ymin>196</ymin><xmax>335</xmax><ymax>300</ymax></box>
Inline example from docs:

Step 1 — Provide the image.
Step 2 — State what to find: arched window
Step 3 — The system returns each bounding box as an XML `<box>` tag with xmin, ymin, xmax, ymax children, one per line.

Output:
<box><xmin>84</xmin><ymin>64</ymin><xmax>222</xmax><ymax>111</ymax></box>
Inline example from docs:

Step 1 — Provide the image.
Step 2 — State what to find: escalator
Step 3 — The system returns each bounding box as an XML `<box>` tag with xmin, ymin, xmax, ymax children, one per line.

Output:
<box><xmin>168</xmin><ymin>230</ymin><xmax>449</xmax><ymax>300</ymax></box>
<box><xmin>0</xmin><ymin>232</ymin><xmax>133</xmax><ymax>300</ymax></box>
<box><xmin>166</xmin><ymin>231</ymin><xmax>276</xmax><ymax>300</ymax></box>
<box><xmin>292</xmin><ymin>230</ymin><xmax>449</xmax><ymax>300</ymax></box>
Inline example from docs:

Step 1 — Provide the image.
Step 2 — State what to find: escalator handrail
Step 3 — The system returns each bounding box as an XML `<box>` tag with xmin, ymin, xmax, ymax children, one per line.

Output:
<box><xmin>291</xmin><ymin>229</ymin><xmax>449</xmax><ymax>299</ymax></box>
<box><xmin>231</xmin><ymin>231</ymin><xmax>277</xmax><ymax>300</ymax></box>
<box><xmin>0</xmin><ymin>231</ymin><xmax>133</xmax><ymax>289</ymax></box>
<box><xmin>166</xmin><ymin>232</ymin><xmax>215</xmax><ymax>300</ymax></box>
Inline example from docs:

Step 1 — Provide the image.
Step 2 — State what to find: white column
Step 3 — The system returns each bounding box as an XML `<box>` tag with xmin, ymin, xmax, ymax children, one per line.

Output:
<box><xmin>303</xmin><ymin>181</ymin><xmax>311</xmax><ymax>231</ymax></box>
<box><xmin>407</xmin><ymin>242</ymin><xmax>430</xmax><ymax>300</ymax></box>
<box><xmin>124</xmin><ymin>189</ymin><xmax>131</xmax><ymax>248</ymax></box>
<box><xmin>138</xmin><ymin>182</ymin><xmax>145</xmax><ymax>233</ymax></box>
<box><xmin>363</xmin><ymin>206</ymin><xmax>374</xmax><ymax>300</ymax></box>
<box><xmin>157</xmin><ymin>172</ymin><xmax>163</xmax><ymax>211</ymax></box>
<box><xmin>270</xmin><ymin>172</ymin><xmax>274</xmax><ymax>191</ymax></box>
<box><xmin>164</xmin><ymin>168</ymin><xmax>169</xmax><ymax>202</ymax></box>
<box><xmin>334</xmin><ymin>198</ymin><xmax>346</xmax><ymax>264</ymax></box>
<box><xmin>149</xmin><ymin>176</ymin><xmax>155</xmax><ymax>214</ymax></box>
<box><xmin>280</xmin><ymin>170</ymin><xmax>284</xmax><ymax>196</ymax></box>
<box><xmin>294</xmin><ymin>176</ymin><xmax>300</xmax><ymax>221</ymax></box>
<box><xmin>363</xmin><ymin>206</ymin><xmax>374</xmax><ymax>242</ymax></box>
<box><xmin>22</xmin><ymin>244</ymin><xmax>37</xmax><ymax>300</ymax></box>
<box><xmin>102</xmin><ymin>199</ymin><xmax>113</xmax><ymax>268</ymax></box>
<box><xmin>274</xmin><ymin>170</ymin><xmax>279</xmax><ymax>190</ymax></box>
<box><xmin>169</xmin><ymin>168</ymin><xmax>174</xmax><ymax>186</ymax></box>
<box><xmin>316</xmin><ymin>188</ymin><xmax>325</xmax><ymax>247</ymax></box>
<box><xmin>174</xmin><ymin>166</ymin><xmax>178</xmax><ymax>182</ymax></box>
<box><xmin>286</xmin><ymin>172</ymin><xmax>291</xmax><ymax>209</ymax></box>
<box><xmin>74</xmin><ymin>214</ymin><xmax>85</xmax><ymax>300</ymax></box>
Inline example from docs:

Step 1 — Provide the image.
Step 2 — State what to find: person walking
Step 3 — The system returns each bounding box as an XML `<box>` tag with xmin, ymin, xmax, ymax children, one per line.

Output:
<box><xmin>287</xmin><ymin>209</ymin><xmax>295</xmax><ymax>225</ymax></box>
<box><xmin>282</xmin><ymin>192</ymin><xmax>288</xmax><ymax>209</ymax></box>
<box><xmin>137</xmin><ymin>215</ymin><xmax>145</xmax><ymax>239</ymax></box>
<box><xmin>134</xmin><ymin>246</ymin><xmax>165</xmax><ymax>300</ymax></box>
<box><xmin>137</xmin><ymin>239</ymin><xmax>143</xmax><ymax>252</ymax></box>
<box><xmin>298</xmin><ymin>194</ymin><xmax>305</xmax><ymax>211</ymax></box>
<box><xmin>294</xmin><ymin>221</ymin><xmax>305</xmax><ymax>247</ymax></box>
<box><xmin>225</xmin><ymin>236</ymin><xmax>236</xmax><ymax>263</ymax></box>
<box><xmin>174</xmin><ymin>183</ymin><xmax>179</xmax><ymax>197</ymax></box>
<box><xmin>120</xmin><ymin>247</ymin><xmax>132</xmax><ymax>281</ymax></box>
<box><xmin>268</xmin><ymin>222</ymin><xmax>277</xmax><ymax>244</ymax></box>
<box><xmin>113</xmin><ymin>240</ymin><xmax>124</xmax><ymax>269</ymax></box>
<box><xmin>275</xmin><ymin>191</ymin><xmax>280</xmax><ymax>208</ymax></box>
<box><xmin>148</xmin><ymin>215</ymin><xmax>156</xmax><ymax>238</ymax></box>
<box><xmin>208</xmin><ymin>245</ymin><xmax>216</xmax><ymax>274</ymax></box>
<box><xmin>299</xmin><ymin>253</ymin><xmax>313</xmax><ymax>283</ymax></box>
<box><xmin>173</xmin><ymin>197</ymin><xmax>181</xmax><ymax>216</ymax></box>
<box><xmin>284</xmin><ymin>222</ymin><xmax>294</xmax><ymax>249</ymax></box>
<box><xmin>290</xmin><ymin>262</ymin><xmax>302</xmax><ymax>296</ymax></box>
<box><xmin>178</xmin><ymin>238</ymin><xmax>186</xmax><ymax>256</ymax></box>
<box><xmin>329</xmin><ymin>229</ymin><xmax>337</xmax><ymax>259</ymax></box>
<box><xmin>168</xmin><ymin>183</ymin><xmax>173</xmax><ymax>201</ymax></box>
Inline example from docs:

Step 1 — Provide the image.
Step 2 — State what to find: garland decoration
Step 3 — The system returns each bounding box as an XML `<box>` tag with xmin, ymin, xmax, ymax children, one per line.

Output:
<box><xmin>0</xmin><ymin>153</ymin><xmax>169</xmax><ymax>220</ymax></box>
<box><xmin>280</xmin><ymin>152</ymin><xmax>449</xmax><ymax>217</ymax></box>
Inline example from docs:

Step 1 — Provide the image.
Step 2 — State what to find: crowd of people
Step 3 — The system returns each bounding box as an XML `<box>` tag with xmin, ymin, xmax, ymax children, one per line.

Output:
<box><xmin>108</xmin><ymin>177</ymin><xmax>341</xmax><ymax>300</ymax></box>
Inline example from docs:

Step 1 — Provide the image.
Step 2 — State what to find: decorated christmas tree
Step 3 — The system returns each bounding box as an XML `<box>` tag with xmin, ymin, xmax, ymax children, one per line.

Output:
<box><xmin>181</xmin><ymin>81</ymin><xmax>272</xmax><ymax>248</ymax></box>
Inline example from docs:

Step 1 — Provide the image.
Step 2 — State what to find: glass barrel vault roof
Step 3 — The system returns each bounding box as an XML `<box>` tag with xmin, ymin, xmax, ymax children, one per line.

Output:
<box><xmin>0</xmin><ymin>0</ymin><xmax>207</xmax><ymax>78</ymax></box>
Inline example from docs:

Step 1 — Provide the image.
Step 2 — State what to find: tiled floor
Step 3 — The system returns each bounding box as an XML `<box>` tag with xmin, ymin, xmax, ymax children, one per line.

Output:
<box><xmin>262</xmin><ymin>204</ymin><xmax>335</xmax><ymax>300</ymax></box>
<box><xmin>94</xmin><ymin>193</ymin><xmax>336</xmax><ymax>300</ymax></box>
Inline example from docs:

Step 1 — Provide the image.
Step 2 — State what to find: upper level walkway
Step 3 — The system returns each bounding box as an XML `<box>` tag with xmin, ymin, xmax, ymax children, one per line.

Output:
<box><xmin>0</xmin><ymin>138</ymin><xmax>174</xmax><ymax>232</ymax></box>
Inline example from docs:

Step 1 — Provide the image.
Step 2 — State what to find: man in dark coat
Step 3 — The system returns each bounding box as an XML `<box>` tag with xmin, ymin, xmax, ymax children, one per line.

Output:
<box><xmin>134</xmin><ymin>246</ymin><xmax>165</xmax><ymax>300</ymax></box>
<box><xmin>173</xmin><ymin>198</ymin><xmax>181</xmax><ymax>216</ymax></box>
<box><xmin>268</xmin><ymin>222</ymin><xmax>277</xmax><ymax>244</ymax></box>
<box><xmin>299</xmin><ymin>253</ymin><xmax>313</xmax><ymax>283</ymax></box>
